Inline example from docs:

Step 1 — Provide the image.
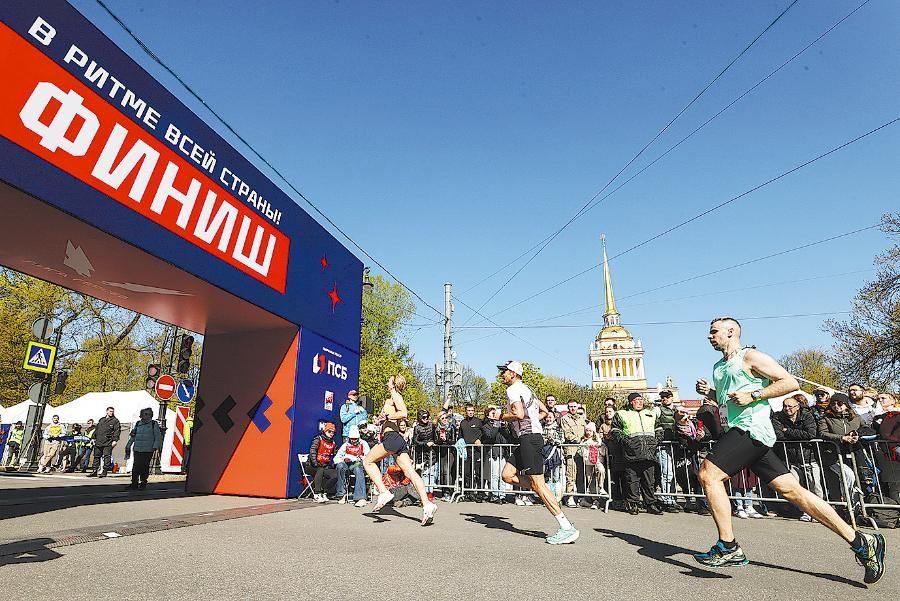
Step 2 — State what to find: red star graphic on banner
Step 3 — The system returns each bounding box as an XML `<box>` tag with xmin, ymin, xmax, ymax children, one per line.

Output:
<box><xmin>320</xmin><ymin>254</ymin><xmax>328</xmax><ymax>270</ymax></box>
<box><xmin>327</xmin><ymin>282</ymin><xmax>342</xmax><ymax>313</ymax></box>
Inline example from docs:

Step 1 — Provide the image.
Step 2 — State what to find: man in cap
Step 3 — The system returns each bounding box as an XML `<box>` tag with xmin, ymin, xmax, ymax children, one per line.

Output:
<box><xmin>334</xmin><ymin>425</ymin><xmax>370</xmax><ymax>507</ymax></box>
<box><xmin>611</xmin><ymin>392</ymin><xmax>664</xmax><ymax>515</ymax></box>
<box><xmin>340</xmin><ymin>390</ymin><xmax>368</xmax><ymax>439</ymax></box>
<box><xmin>497</xmin><ymin>360</ymin><xmax>579</xmax><ymax>544</ymax></box>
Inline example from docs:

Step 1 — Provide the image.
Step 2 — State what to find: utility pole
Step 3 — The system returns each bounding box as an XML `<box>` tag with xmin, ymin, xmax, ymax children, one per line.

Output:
<box><xmin>442</xmin><ymin>283</ymin><xmax>453</xmax><ymax>407</ymax></box>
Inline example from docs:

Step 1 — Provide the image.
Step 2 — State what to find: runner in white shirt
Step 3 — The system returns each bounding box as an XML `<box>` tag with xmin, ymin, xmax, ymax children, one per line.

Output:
<box><xmin>497</xmin><ymin>360</ymin><xmax>579</xmax><ymax>545</ymax></box>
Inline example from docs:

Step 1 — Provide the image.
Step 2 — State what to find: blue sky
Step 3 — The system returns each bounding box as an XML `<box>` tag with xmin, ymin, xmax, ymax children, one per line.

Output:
<box><xmin>71</xmin><ymin>0</ymin><xmax>899</xmax><ymax>394</ymax></box>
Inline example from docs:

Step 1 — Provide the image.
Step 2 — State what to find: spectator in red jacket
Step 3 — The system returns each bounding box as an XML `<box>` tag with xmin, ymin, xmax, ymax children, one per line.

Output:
<box><xmin>309</xmin><ymin>421</ymin><xmax>338</xmax><ymax>502</ymax></box>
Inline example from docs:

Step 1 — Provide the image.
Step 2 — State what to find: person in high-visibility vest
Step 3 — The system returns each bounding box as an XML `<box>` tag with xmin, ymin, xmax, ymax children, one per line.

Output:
<box><xmin>182</xmin><ymin>416</ymin><xmax>193</xmax><ymax>474</ymax></box>
<box><xmin>3</xmin><ymin>421</ymin><xmax>25</xmax><ymax>467</ymax></box>
<box><xmin>38</xmin><ymin>415</ymin><xmax>67</xmax><ymax>473</ymax></box>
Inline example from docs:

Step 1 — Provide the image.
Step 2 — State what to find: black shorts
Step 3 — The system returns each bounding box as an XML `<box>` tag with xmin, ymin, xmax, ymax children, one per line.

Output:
<box><xmin>382</xmin><ymin>431</ymin><xmax>408</xmax><ymax>455</ymax></box>
<box><xmin>705</xmin><ymin>428</ymin><xmax>790</xmax><ymax>484</ymax></box>
<box><xmin>509</xmin><ymin>433</ymin><xmax>544</xmax><ymax>477</ymax></box>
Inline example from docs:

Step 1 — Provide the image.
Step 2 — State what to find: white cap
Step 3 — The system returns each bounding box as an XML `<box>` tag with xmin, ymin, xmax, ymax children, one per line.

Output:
<box><xmin>348</xmin><ymin>425</ymin><xmax>360</xmax><ymax>439</ymax></box>
<box><xmin>497</xmin><ymin>360</ymin><xmax>523</xmax><ymax>377</ymax></box>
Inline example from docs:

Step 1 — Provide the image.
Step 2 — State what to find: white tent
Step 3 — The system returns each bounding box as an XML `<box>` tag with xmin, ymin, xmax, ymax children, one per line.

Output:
<box><xmin>50</xmin><ymin>390</ymin><xmax>173</xmax><ymax>425</ymax></box>
<box><xmin>45</xmin><ymin>391</ymin><xmax>181</xmax><ymax>474</ymax></box>
<box><xmin>0</xmin><ymin>399</ymin><xmax>37</xmax><ymax>424</ymax></box>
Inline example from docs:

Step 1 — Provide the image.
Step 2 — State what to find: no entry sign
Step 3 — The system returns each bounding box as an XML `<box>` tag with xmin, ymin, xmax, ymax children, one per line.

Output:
<box><xmin>156</xmin><ymin>374</ymin><xmax>176</xmax><ymax>400</ymax></box>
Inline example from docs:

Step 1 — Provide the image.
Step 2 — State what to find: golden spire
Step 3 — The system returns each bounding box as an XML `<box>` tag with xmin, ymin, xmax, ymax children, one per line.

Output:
<box><xmin>601</xmin><ymin>234</ymin><xmax>619</xmax><ymax>318</ymax></box>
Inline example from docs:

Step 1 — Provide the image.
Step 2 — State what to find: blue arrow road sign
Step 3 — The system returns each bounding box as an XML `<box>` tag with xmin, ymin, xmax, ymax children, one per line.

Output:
<box><xmin>177</xmin><ymin>379</ymin><xmax>195</xmax><ymax>404</ymax></box>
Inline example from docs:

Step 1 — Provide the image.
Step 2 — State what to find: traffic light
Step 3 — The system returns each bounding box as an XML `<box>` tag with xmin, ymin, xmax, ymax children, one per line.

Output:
<box><xmin>54</xmin><ymin>370</ymin><xmax>68</xmax><ymax>395</ymax></box>
<box><xmin>177</xmin><ymin>335</ymin><xmax>194</xmax><ymax>374</ymax></box>
<box><xmin>146</xmin><ymin>363</ymin><xmax>161</xmax><ymax>390</ymax></box>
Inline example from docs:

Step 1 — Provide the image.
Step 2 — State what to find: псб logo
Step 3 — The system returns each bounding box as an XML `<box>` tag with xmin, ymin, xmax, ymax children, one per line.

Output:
<box><xmin>312</xmin><ymin>352</ymin><xmax>347</xmax><ymax>380</ymax></box>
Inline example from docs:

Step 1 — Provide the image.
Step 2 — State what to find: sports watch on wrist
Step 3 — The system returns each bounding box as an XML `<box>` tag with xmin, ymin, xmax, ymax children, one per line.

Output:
<box><xmin>750</xmin><ymin>390</ymin><xmax>763</xmax><ymax>401</ymax></box>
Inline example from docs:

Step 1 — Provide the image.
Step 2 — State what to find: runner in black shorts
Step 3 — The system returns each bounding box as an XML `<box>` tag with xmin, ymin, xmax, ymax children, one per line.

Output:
<box><xmin>362</xmin><ymin>374</ymin><xmax>437</xmax><ymax>525</ymax></box>
<box><xmin>497</xmin><ymin>360</ymin><xmax>579</xmax><ymax>545</ymax></box>
<box><xmin>693</xmin><ymin>318</ymin><xmax>885</xmax><ymax>586</ymax></box>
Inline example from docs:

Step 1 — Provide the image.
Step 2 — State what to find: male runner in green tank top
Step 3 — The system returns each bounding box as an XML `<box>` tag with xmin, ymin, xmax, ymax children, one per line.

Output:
<box><xmin>693</xmin><ymin>317</ymin><xmax>886</xmax><ymax>585</ymax></box>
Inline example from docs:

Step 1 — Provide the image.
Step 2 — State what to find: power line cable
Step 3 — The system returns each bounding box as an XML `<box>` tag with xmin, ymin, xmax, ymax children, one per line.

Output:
<box><xmin>95</xmin><ymin>0</ymin><xmax>443</xmax><ymax>318</ymax></box>
<box><xmin>457</xmin><ymin>0</ymin><xmax>800</xmax><ymax>315</ymax></box>
<box><xmin>485</xmin><ymin>112</ymin><xmax>900</xmax><ymax>320</ymax></box>
<box><xmin>460</xmin><ymin>0</ymin><xmax>868</xmax><ymax>298</ymax></box>
<box><xmin>519</xmin><ymin>267</ymin><xmax>874</xmax><ymax>326</ymax></box>
<box><xmin>615</xmin><ymin>224</ymin><xmax>879</xmax><ymax>302</ymax></box>
<box><xmin>454</xmin><ymin>311</ymin><xmax>850</xmax><ymax>330</ymax></box>
<box><xmin>452</xmin><ymin>296</ymin><xmax>591</xmax><ymax>377</ymax></box>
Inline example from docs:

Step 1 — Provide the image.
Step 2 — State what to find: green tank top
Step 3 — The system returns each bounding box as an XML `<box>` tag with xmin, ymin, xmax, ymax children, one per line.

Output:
<box><xmin>712</xmin><ymin>347</ymin><xmax>775</xmax><ymax>447</ymax></box>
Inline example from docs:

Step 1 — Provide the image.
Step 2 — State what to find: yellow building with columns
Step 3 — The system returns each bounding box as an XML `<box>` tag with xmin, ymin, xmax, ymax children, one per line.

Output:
<box><xmin>588</xmin><ymin>236</ymin><xmax>680</xmax><ymax>401</ymax></box>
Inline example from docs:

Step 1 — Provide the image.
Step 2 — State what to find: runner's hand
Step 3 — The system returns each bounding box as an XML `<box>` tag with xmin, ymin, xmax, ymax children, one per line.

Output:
<box><xmin>696</xmin><ymin>379</ymin><xmax>710</xmax><ymax>395</ymax></box>
<box><xmin>728</xmin><ymin>391</ymin><xmax>754</xmax><ymax>406</ymax></box>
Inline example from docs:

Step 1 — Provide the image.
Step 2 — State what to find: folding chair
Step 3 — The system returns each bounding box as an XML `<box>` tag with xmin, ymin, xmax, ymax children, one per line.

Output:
<box><xmin>297</xmin><ymin>453</ymin><xmax>314</xmax><ymax>500</ymax></box>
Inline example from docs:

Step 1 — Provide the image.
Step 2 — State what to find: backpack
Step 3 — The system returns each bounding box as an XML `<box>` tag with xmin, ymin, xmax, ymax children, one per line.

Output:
<box><xmin>865</xmin><ymin>494</ymin><xmax>900</xmax><ymax>529</ymax></box>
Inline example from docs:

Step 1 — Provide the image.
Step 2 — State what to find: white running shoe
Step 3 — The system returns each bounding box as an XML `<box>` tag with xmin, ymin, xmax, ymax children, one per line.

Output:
<box><xmin>523</xmin><ymin>496</ymin><xmax>534</xmax><ymax>506</ymax></box>
<box><xmin>422</xmin><ymin>502</ymin><xmax>437</xmax><ymax>526</ymax></box>
<box><xmin>314</xmin><ymin>494</ymin><xmax>327</xmax><ymax>503</ymax></box>
<box><xmin>735</xmin><ymin>509</ymin><xmax>748</xmax><ymax>519</ymax></box>
<box><xmin>746</xmin><ymin>508</ymin><xmax>764</xmax><ymax>519</ymax></box>
<box><xmin>373</xmin><ymin>491</ymin><xmax>395</xmax><ymax>512</ymax></box>
<box><xmin>566</xmin><ymin>497</ymin><xmax>577</xmax><ymax>508</ymax></box>
<box><xmin>338</xmin><ymin>495</ymin><xmax>347</xmax><ymax>505</ymax></box>
<box><xmin>514</xmin><ymin>496</ymin><xmax>526</xmax><ymax>506</ymax></box>
<box><xmin>354</xmin><ymin>499</ymin><xmax>368</xmax><ymax>508</ymax></box>
<box><xmin>799</xmin><ymin>512</ymin><xmax>813</xmax><ymax>522</ymax></box>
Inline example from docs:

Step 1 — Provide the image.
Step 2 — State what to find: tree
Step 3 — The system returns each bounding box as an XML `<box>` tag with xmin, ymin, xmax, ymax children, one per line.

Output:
<box><xmin>456</xmin><ymin>365</ymin><xmax>491</xmax><ymax>406</ymax></box>
<box><xmin>0</xmin><ymin>267</ymin><xmax>195</xmax><ymax>408</ymax></box>
<box><xmin>491</xmin><ymin>361</ymin><xmax>547</xmax><ymax>406</ymax></box>
<box><xmin>779</xmin><ymin>348</ymin><xmax>841</xmax><ymax>393</ymax></box>
<box><xmin>359</xmin><ymin>275</ymin><xmax>429</xmax><ymax>416</ymax></box>
<box><xmin>544</xmin><ymin>375</ymin><xmax>618</xmax><ymax>419</ymax></box>
<box><xmin>825</xmin><ymin>213</ymin><xmax>900</xmax><ymax>389</ymax></box>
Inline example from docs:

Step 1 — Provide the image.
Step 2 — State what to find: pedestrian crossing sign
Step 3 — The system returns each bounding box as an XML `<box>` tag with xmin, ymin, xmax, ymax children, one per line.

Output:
<box><xmin>23</xmin><ymin>341</ymin><xmax>56</xmax><ymax>374</ymax></box>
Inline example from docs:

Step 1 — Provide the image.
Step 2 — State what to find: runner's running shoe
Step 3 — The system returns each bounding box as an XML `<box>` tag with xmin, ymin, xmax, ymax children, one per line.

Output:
<box><xmin>372</xmin><ymin>491</ymin><xmax>395</xmax><ymax>512</ymax></box>
<box><xmin>693</xmin><ymin>541</ymin><xmax>749</xmax><ymax>567</ymax></box>
<box><xmin>421</xmin><ymin>502</ymin><xmax>437</xmax><ymax>526</ymax></box>
<box><xmin>546</xmin><ymin>526</ymin><xmax>580</xmax><ymax>545</ymax></box>
<box><xmin>853</xmin><ymin>532</ymin><xmax>886</xmax><ymax>585</ymax></box>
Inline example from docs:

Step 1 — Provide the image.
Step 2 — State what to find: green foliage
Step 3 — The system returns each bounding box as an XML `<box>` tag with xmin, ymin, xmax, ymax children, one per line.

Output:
<box><xmin>825</xmin><ymin>213</ymin><xmax>899</xmax><ymax>390</ymax></box>
<box><xmin>490</xmin><ymin>361</ymin><xmax>547</xmax><ymax>406</ymax></box>
<box><xmin>0</xmin><ymin>267</ymin><xmax>201</xmax><ymax>408</ymax></box>
<box><xmin>544</xmin><ymin>375</ymin><xmax>619</xmax><ymax>419</ymax></box>
<box><xmin>359</xmin><ymin>275</ymin><xmax>429</xmax><ymax>418</ymax></box>
<box><xmin>779</xmin><ymin>347</ymin><xmax>841</xmax><ymax>393</ymax></box>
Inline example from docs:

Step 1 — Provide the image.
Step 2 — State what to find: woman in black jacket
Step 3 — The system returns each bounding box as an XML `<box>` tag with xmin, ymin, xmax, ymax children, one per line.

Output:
<box><xmin>817</xmin><ymin>394</ymin><xmax>863</xmax><ymax>501</ymax></box>
<box><xmin>481</xmin><ymin>407</ymin><xmax>506</xmax><ymax>502</ymax></box>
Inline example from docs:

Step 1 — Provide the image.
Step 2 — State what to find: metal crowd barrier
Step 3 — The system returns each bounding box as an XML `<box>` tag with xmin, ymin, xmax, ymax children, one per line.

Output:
<box><xmin>855</xmin><ymin>439</ymin><xmax>900</xmax><ymax>529</ymax></box>
<box><xmin>410</xmin><ymin>444</ymin><xmax>461</xmax><ymax>499</ymax></box>
<box><xmin>363</xmin><ymin>437</ymin><xmax>900</xmax><ymax>528</ymax></box>
<box><xmin>453</xmin><ymin>443</ymin><xmax>612</xmax><ymax>511</ymax></box>
<box><xmin>654</xmin><ymin>439</ymin><xmax>858</xmax><ymax>528</ymax></box>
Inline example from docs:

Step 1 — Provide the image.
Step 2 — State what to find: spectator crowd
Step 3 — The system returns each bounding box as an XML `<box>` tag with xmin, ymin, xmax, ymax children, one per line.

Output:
<box><xmin>2</xmin><ymin>405</ymin><xmax>163</xmax><ymax>489</ymax></box>
<box><xmin>303</xmin><ymin>385</ymin><xmax>900</xmax><ymax>527</ymax></box>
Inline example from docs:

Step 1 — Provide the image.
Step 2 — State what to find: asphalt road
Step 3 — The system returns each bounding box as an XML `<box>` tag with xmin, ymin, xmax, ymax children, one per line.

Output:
<box><xmin>0</xmin><ymin>488</ymin><xmax>896</xmax><ymax>600</ymax></box>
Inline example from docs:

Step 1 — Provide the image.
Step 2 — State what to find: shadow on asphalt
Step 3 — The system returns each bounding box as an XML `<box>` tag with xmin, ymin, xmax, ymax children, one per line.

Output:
<box><xmin>595</xmin><ymin>528</ymin><xmax>866</xmax><ymax>588</ymax></box>
<box><xmin>595</xmin><ymin>528</ymin><xmax>731</xmax><ymax>579</ymax></box>
<box><xmin>461</xmin><ymin>513</ymin><xmax>547</xmax><ymax>539</ymax></box>
<box><xmin>0</xmin><ymin>539</ymin><xmax>62</xmax><ymax>566</ymax></box>
<box><xmin>362</xmin><ymin>505</ymin><xmax>421</xmax><ymax>524</ymax></box>
<box><xmin>0</xmin><ymin>480</ymin><xmax>190</xmax><ymax>521</ymax></box>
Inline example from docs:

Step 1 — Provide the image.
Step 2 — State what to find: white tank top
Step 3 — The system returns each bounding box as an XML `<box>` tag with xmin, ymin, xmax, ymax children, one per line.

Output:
<box><xmin>506</xmin><ymin>381</ymin><xmax>543</xmax><ymax>436</ymax></box>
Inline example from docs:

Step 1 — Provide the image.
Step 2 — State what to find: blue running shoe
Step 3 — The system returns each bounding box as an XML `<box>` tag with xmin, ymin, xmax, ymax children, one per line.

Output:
<box><xmin>853</xmin><ymin>532</ymin><xmax>886</xmax><ymax>585</ymax></box>
<box><xmin>546</xmin><ymin>526</ymin><xmax>580</xmax><ymax>545</ymax></box>
<box><xmin>693</xmin><ymin>541</ymin><xmax>748</xmax><ymax>567</ymax></box>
